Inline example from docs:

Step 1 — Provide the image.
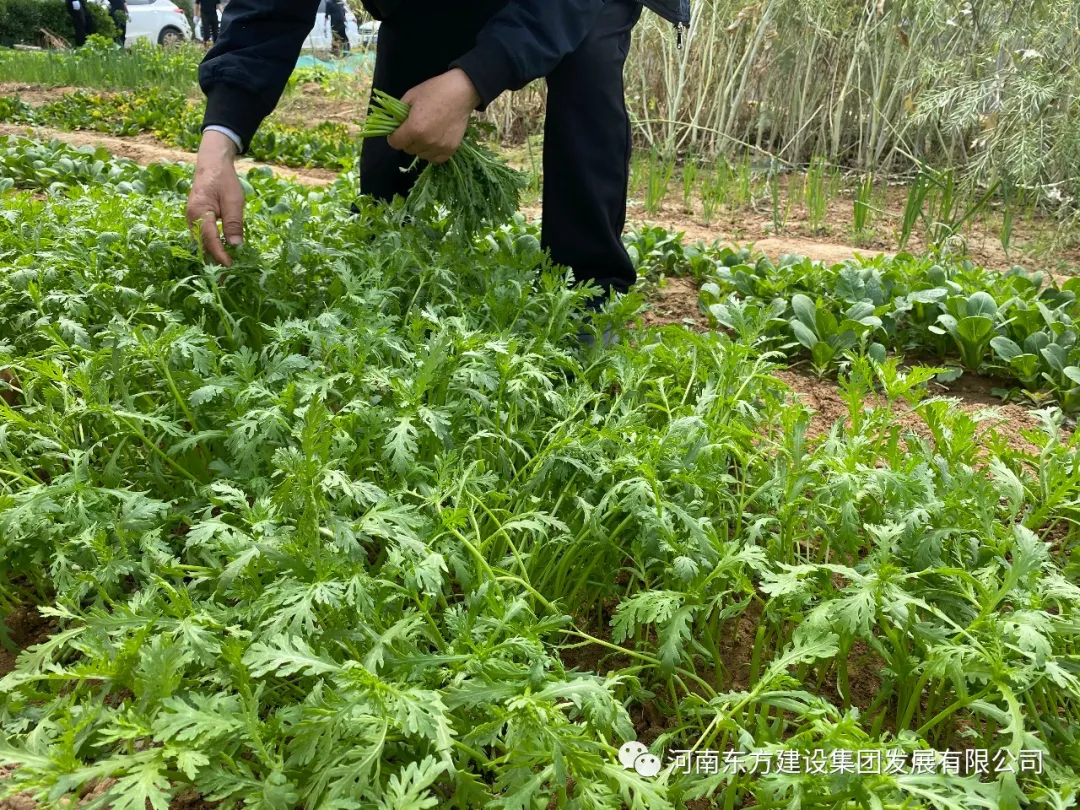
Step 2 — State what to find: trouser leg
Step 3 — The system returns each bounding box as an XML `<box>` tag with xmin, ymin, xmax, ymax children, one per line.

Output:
<box><xmin>110</xmin><ymin>10</ymin><xmax>126</xmax><ymax>45</ymax></box>
<box><xmin>360</xmin><ymin>0</ymin><xmax>506</xmax><ymax>202</ymax></box>
<box><xmin>543</xmin><ymin>0</ymin><xmax>641</xmax><ymax>296</ymax></box>
<box><xmin>67</xmin><ymin>2</ymin><xmax>87</xmax><ymax>46</ymax></box>
<box><xmin>328</xmin><ymin>1</ymin><xmax>350</xmax><ymax>53</ymax></box>
<box><xmin>200</xmin><ymin>2</ymin><xmax>218</xmax><ymax>42</ymax></box>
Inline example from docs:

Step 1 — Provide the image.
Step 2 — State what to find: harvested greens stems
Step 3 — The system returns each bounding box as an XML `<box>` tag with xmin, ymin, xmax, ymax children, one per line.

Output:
<box><xmin>360</xmin><ymin>89</ymin><xmax>525</xmax><ymax>239</ymax></box>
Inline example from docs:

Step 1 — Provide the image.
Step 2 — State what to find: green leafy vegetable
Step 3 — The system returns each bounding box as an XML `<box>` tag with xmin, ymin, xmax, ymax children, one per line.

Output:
<box><xmin>361</xmin><ymin>89</ymin><xmax>525</xmax><ymax>239</ymax></box>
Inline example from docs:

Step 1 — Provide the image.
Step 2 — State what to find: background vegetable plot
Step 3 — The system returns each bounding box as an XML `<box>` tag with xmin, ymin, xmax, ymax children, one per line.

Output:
<box><xmin>626</xmin><ymin>227</ymin><xmax>1080</xmax><ymax>411</ymax></box>
<box><xmin>1</xmin><ymin>138</ymin><xmax>1080</xmax><ymax>809</ymax></box>
<box><xmin>0</xmin><ymin>90</ymin><xmax>361</xmax><ymax>171</ymax></box>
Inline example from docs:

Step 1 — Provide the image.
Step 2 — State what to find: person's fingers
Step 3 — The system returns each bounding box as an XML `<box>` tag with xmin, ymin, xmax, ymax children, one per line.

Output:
<box><xmin>220</xmin><ymin>187</ymin><xmax>245</xmax><ymax>247</ymax></box>
<box><xmin>184</xmin><ymin>197</ymin><xmax>205</xmax><ymax>233</ymax></box>
<box><xmin>421</xmin><ymin>142</ymin><xmax>454</xmax><ymax>164</ymax></box>
<box><xmin>387</xmin><ymin>121</ymin><xmax>417</xmax><ymax>153</ymax></box>
<box><xmin>200</xmin><ymin>213</ymin><xmax>232</xmax><ymax>267</ymax></box>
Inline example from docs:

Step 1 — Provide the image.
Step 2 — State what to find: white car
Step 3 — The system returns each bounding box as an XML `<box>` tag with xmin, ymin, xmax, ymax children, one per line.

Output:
<box><xmin>110</xmin><ymin>0</ymin><xmax>192</xmax><ymax>46</ymax></box>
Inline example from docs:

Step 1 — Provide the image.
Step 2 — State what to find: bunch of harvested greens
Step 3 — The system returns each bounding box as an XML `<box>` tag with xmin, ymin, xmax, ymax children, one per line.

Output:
<box><xmin>360</xmin><ymin>89</ymin><xmax>525</xmax><ymax>239</ymax></box>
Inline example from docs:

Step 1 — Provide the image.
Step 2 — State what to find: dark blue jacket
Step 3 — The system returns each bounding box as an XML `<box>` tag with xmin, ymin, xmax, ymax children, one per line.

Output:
<box><xmin>200</xmin><ymin>0</ymin><xmax>690</xmax><ymax>150</ymax></box>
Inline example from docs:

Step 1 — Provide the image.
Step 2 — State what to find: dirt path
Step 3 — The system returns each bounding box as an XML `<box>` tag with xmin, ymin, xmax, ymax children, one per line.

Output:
<box><xmin>0</xmin><ymin>83</ymin><xmax>86</xmax><ymax>106</ymax></box>
<box><xmin>519</xmin><ymin>204</ymin><xmax>883</xmax><ymax>267</ymax></box>
<box><xmin>648</xmin><ymin>223</ymin><xmax>875</xmax><ymax>266</ymax></box>
<box><xmin>0</xmin><ymin>124</ymin><xmax>337</xmax><ymax>187</ymax></box>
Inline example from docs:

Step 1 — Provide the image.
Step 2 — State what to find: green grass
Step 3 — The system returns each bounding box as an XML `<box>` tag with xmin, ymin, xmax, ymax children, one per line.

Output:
<box><xmin>0</xmin><ymin>37</ymin><xmax>201</xmax><ymax>91</ymax></box>
<box><xmin>852</xmin><ymin>173</ymin><xmax>875</xmax><ymax>235</ymax></box>
<box><xmin>645</xmin><ymin>146</ymin><xmax>676</xmax><ymax>215</ymax></box>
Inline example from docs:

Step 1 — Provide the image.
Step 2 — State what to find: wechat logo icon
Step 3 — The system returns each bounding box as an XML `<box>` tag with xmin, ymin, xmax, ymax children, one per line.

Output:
<box><xmin>619</xmin><ymin>741</ymin><xmax>663</xmax><ymax>778</ymax></box>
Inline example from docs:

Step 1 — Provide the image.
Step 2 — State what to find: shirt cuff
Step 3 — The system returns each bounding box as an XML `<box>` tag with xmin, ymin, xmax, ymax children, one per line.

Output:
<box><xmin>201</xmin><ymin>83</ymin><xmax>270</xmax><ymax>152</ymax></box>
<box><xmin>203</xmin><ymin>125</ymin><xmax>244</xmax><ymax>153</ymax></box>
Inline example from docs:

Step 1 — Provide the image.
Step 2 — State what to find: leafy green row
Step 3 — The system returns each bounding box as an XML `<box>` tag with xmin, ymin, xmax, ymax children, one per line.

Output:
<box><xmin>0</xmin><ymin>89</ymin><xmax>363</xmax><ymax>170</ymax></box>
<box><xmin>0</xmin><ymin>138</ymin><xmax>1079</xmax><ymax>809</ymax></box>
<box><xmin>627</xmin><ymin>226</ymin><xmax>1080</xmax><ymax>409</ymax></box>
<box><xmin>0</xmin><ymin>135</ymin><xmax>342</xmax><ymax>204</ymax></box>
<box><xmin>0</xmin><ymin>134</ymin><xmax>192</xmax><ymax>194</ymax></box>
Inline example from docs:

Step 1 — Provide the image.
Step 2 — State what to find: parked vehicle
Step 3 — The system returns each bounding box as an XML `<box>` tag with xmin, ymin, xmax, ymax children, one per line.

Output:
<box><xmin>110</xmin><ymin>0</ymin><xmax>192</xmax><ymax>45</ymax></box>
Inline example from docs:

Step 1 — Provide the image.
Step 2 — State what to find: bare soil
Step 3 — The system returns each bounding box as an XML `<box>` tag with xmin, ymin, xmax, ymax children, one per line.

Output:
<box><xmin>640</xmin><ymin>276</ymin><xmax>704</xmax><ymax>330</ymax></box>
<box><xmin>0</xmin><ymin>83</ymin><xmax>85</xmax><ymax>106</ymax></box>
<box><xmin>0</xmin><ymin>766</ymin><xmax>34</xmax><ymax>810</ymax></box>
<box><xmin>272</xmin><ymin>82</ymin><xmax>368</xmax><ymax>130</ymax></box>
<box><xmin>168</xmin><ymin>788</ymin><xmax>222</xmax><ymax>810</ymax></box>
<box><xmin>0</xmin><ymin>607</ymin><xmax>53</xmax><ymax>810</ymax></box>
<box><xmin>0</xmin><ymin>604</ymin><xmax>51</xmax><ymax>678</ymax></box>
<box><xmin>623</xmin><ymin>200</ymin><xmax>1079</xmax><ymax>276</ymax></box>
<box><xmin>0</xmin><ymin>775</ymin><xmax>223</xmax><ymax>810</ymax></box>
<box><xmin>773</xmin><ymin>369</ymin><xmax>1046</xmax><ymax>453</ymax></box>
<box><xmin>662</xmin><ymin>220</ymin><xmax>890</xmax><ymax>267</ymax></box>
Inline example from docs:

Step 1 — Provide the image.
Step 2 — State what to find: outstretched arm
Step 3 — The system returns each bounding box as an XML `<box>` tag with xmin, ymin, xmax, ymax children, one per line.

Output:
<box><xmin>187</xmin><ymin>0</ymin><xmax>320</xmax><ymax>266</ymax></box>
<box><xmin>198</xmin><ymin>0</ymin><xmax>321</xmax><ymax>150</ymax></box>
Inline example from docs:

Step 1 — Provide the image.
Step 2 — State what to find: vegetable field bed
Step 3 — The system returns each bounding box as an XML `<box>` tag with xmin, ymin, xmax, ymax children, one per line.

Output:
<box><xmin>0</xmin><ymin>81</ymin><xmax>369</xmax><ymax>139</ymax></box>
<box><xmin>622</xmin><ymin>198</ymin><xmax>1080</xmax><ymax>280</ymax></box>
<box><xmin>0</xmin><ymin>89</ymin><xmax>363</xmax><ymax>171</ymax></box>
<box><xmin>2</xmin><ymin>137</ymin><xmax>1080</xmax><ymax>810</ymax></box>
<box><xmin>4</xmin><ymin>83</ymin><xmax>1077</xmax><ymax>275</ymax></box>
<box><xmin>0</xmin><ymin>126</ymin><xmax>336</xmax><ymax>187</ymax></box>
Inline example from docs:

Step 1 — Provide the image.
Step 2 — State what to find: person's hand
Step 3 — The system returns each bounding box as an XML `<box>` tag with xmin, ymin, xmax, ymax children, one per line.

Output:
<box><xmin>388</xmin><ymin>68</ymin><xmax>481</xmax><ymax>164</ymax></box>
<box><xmin>186</xmin><ymin>130</ymin><xmax>244</xmax><ymax>267</ymax></box>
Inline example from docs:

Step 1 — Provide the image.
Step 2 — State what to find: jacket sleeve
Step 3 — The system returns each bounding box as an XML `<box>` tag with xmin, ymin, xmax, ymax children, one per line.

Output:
<box><xmin>449</xmin><ymin>0</ymin><xmax>607</xmax><ymax>110</ymax></box>
<box><xmin>198</xmin><ymin>0</ymin><xmax>321</xmax><ymax>151</ymax></box>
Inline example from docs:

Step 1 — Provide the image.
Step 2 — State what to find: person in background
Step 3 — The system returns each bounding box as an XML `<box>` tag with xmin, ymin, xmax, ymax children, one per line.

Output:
<box><xmin>199</xmin><ymin>0</ymin><xmax>220</xmax><ymax>45</ymax></box>
<box><xmin>186</xmin><ymin>0</ymin><xmax>689</xmax><ymax>316</ymax></box>
<box><xmin>108</xmin><ymin>0</ymin><xmax>128</xmax><ymax>46</ymax></box>
<box><xmin>325</xmin><ymin>0</ymin><xmax>351</xmax><ymax>56</ymax></box>
<box><xmin>64</xmin><ymin>0</ymin><xmax>96</xmax><ymax>47</ymax></box>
